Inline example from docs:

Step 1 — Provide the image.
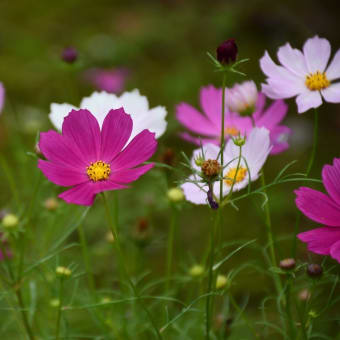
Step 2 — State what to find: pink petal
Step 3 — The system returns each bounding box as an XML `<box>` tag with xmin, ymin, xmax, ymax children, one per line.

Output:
<box><xmin>252</xmin><ymin>93</ymin><xmax>266</xmax><ymax>121</ymax></box>
<box><xmin>298</xmin><ymin>227</ymin><xmax>340</xmax><ymax>255</ymax></box>
<box><xmin>59</xmin><ymin>182</ymin><xmax>96</xmax><ymax>206</ymax></box>
<box><xmin>176</xmin><ymin>103</ymin><xmax>218</xmax><ymax>136</ymax></box>
<box><xmin>0</xmin><ymin>82</ymin><xmax>4</xmax><ymax>113</ymax></box>
<box><xmin>225</xmin><ymin>112</ymin><xmax>252</xmax><ymax>136</ymax></box>
<box><xmin>179</xmin><ymin>132</ymin><xmax>219</xmax><ymax>146</ymax></box>
<box><xmin>296</xmin><ymin>91</ymin><xmax>322</xmax><ymax>113</ymax></box>
<box><xmin>322</xmin><ymin>159</ymin><xmax>340</xmax><ymax>206</ymax></box>
<box><xmin>111</xmin><ymin>130</ymin><xmax>157</xmax><ymax>171</ymax></box>
<box><xmin>295</xmin><ymin>187</ymin><xmax>340</xmax><ymax>226</ymax></box>
<box><xmin>39</xmin><ymin>130</ymin><xmax>87</xmax><ymax>170</ymax></box>
<box><xmin>199</xmin><ymin>85</ymin><xmax>222</xmax><ymax>127</ymax></box>
<box><xmin>38</xmin><ymin>160</ymin><xmax>88</xmax><ymax>186</ymax></box>
<box><xmin>326</xmin><ymin>49</ymin><xmax>340</xmax><ymax>80</ymax></box>
<box><xmin>330</xmin><ymin>239</ymin><xmax>340</xmax><ymax>263</ymax></box>
<box><xmin>277</xmin><ymin>43</ymin><xmax>308</xmax><ymax>76</ymax></box>
<box><xmin>100</xmin><ymin>108</ymin><xmax>132</xmax><ymax>162</ymax></box>
<box><xmin>254</xmin><ymin>99</ymin><xmax>288</xmax><ymax>128</ymax></box>
<box><xmin>92</xmin><ymin>180</ymin><xmax>128</xmax><ymax>194</ymax></box>
<box><xmin>62</xmin><ymin>109</ymin><xmax>101</xmax><ymax>164</ymax></box>
<box><xmin>269</xmin><ymin>125</ymin><xmax>291</xmax><ymax>155</ymax></box>
<box><xmin>303</xmin><ymin>36</ymin><xmax>331</xmax><ymax>73</ymax></box>
<box><xmin>111</xmin><ymin>164</ymin><xmax>154</xmax><ymax>184</ymax></box>
<box><xmin>321</xmin><ymin>83</ymin><xmax>340</xmax><ymax>103</ymax></box>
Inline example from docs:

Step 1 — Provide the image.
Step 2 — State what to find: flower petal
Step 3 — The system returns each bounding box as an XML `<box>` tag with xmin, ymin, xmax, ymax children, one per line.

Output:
<box><xmin>200</xmin><ymin>85</ymin><xmax>222</xmax><ymax>127</ymax></box>
<box><xmin>180</xmin><ymin>132</ymin><xmax>218</xmax><ymax>146</ymax></box>
<box><xmin>49</xmin><ymin>103</ymin><xmax>78</xmax><ymax>131</ymax></box>
<box><xmin>100</xmin><ymin>108</ymin><xmax>132</xmax><ymax>163</ymax></box>
<box><xmin>330</xmin><ymin>239</ymin><xmax>340</xmax><ymax>263</ymax></box>
<box><xmin>296</xmin><ymin>91</ymin><xmax>322</xmax><ymax>113</ymax></box>
<box><xmin>176</xmin><ymin>103</ymin><xmax>218</xmax><ymax>136</ymax></box>
<box><xmin>111</xmin><ymin>130</ymin><xmax>157</xmax><ymax>171</ymax></box>
<box><xmin>325</xmin><ymin>49</ymin><xmax>340</xmax><ymax>80</ymax></box>
<box><xmin>321</xmin><ymin>83</ymin><xmax>340</xmax><ymax>103</ymax></box>
<box><xmin>295</xmin><ymin>187</ymin><xmax>340</xmax><ymax>226</ymax></box>
<box><xmin>322</xmin><ymin>159</ymin><xmax>340</xmax><ymax>206</ymax></box>
<box><xmin>298</xmin><ymin>227</ymin><xmax>340</xmax><ymax>255</ymax></box>
<box><xmin>303</xmin><ymin>36</ymin><xmax>331</xmax><ymax>73</ymax></box>
<box><xmin>252</xmin><ymin>93</ymin><xmax>266</xmax><ymax>121</ymax></box>
<box><xmin>59</xmin><ymin>182</ymin><xmax>96</xmax><ymax>206</ymax></box>
<box><xmin>277</xmin><ymin>43</ymin><xmax>308</xmax><ymax>76</ymax></box>
<box><xmin>254</xmin><ymin>99</ymin><xmax>288</xmax><ymax>128</ymax></box>
<box><xmin>181</xmin><ymin>176</ymin><xmax>209</xmax><ymax>205</ymax></box>
<box><xmin>38</xmin><ymin>160</ymin><xmax>88</xmax><ymax>186</ymax></box>
<box><xmin>269</xmin><ymin>125</ymin><xmax>291</xmax><ymax>155</ymax></box>
<box><xmin>0</xmin><ymin>82</ymin><xmax>5</xmax><ymax>113</ymax></box>
<box><xmin>92</xmin><ymin>180</ymin><xmax>128</xmax><ymax>194</ymax></box>
<box><xmin>111</xmin><ymin>164</ymin><xmax>154</xmax><ymax>184</ymax></box>
<box><xmin>62</xmin><ymin>109</ymin><xmax>101</xmax><ymax>164</ymax></box>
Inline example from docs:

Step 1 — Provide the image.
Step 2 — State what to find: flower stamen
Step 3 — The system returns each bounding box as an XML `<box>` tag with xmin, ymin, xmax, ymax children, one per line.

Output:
<box><xmin>224</xmin><ymin>166</ymin><xmax>247</xmax><ymax>186</ymax></box>
<box><xmin>305</xmin><ymin>71</ymin><xmax>330</xmax><ymax>91</ymax></box>
<box><xmin>225</xmin><ymin>126</ymin><xmax>239</xmax><ymax>136</ymax></box>
<box><xmin>86</xmin><ymin>161</ymin><xmax>111</xmax><ymax>182</ymax></box>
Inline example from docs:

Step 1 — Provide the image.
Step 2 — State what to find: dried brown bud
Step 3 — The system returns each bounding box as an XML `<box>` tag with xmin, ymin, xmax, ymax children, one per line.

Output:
<box><xmin>307</xmin><ymin>264</ymin><xmax>323</xmax><ymax>278</ymax></box>
<box><xmin>279</xmin><ymin>258</ymin><xmax>296</xmax><ymax>270</ymax></box>
<box><xmin>201</xmin><ymin>159</ymin><xmax>221</xmax><ymax>177</ymax></box>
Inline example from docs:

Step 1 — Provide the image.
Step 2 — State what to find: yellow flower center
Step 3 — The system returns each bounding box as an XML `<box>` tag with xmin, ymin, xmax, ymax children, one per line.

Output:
<box><xmin>224</xmin><ymin>166</ymin><xmax>247</xmax><ymax>186</ymax></box>
<box><xmin>225</xmin><ymin>126</ymin><xmax>239</xmax><ymax>136</ymax></box>
<box><xmin>86</xmin><ymin>161</ymin><xmax>111</xmax><ymax>182</ymax></box>
<box><xmin>305</xmin><ymin>71</ymin><xmax>330</xmax><ymax>91</ymax></box>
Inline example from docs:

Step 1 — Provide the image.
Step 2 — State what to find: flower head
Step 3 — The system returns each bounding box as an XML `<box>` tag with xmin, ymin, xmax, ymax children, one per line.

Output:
<box><xmin>227</xmin><ymin>81</ymin><xmax>258</xmax><ymax>115</ymax></box>
<box><xmin>38</xmin><ymin>108</ymin><xmax>157</xmax><ymax>206</ymax></box>
<box><xmin>84</xmin><ymin>68</ymin><xmax>128</xmax><ymax>93</ymax></box>
<box><xmin>295</xmin><ymin>158</ymin><xmax>340</xmax><ymax>263</ymax></box>
<box><xmin>216</xmin><ymin>39</ymin><xmax>238</xmax><ymax>65</ymax></box>
<box><xmin>61</xmin><ymin>47</ymin><xmax>78</xmax><ymax>63</ymax></box>
<box><xmin>176</xmin><ymin>85</ymin><xmax>290</xmax><ymax>155</ymax></box>
<box><xmin>260</xmin><ymin>35</ymin><xmax>340</xmax><ymax>113</ymax></box>
<box><xmin>181</xmin><ymin>127</ymin><xmax>271</xmax><ymax>205</ymax></box>
<box><xmin>49</xmin><ymin>90</ymin><xmax>167</xmax><ymax>140</ymax></box>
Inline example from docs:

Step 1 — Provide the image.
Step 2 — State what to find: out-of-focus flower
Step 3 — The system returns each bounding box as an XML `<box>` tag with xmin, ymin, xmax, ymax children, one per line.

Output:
<box><xmin>0</xmin><ymin>82</ymin><xmax>5</xmax><ymax>113</ymax></box>
<box><xmin>2</xmin><ymin>214</ymin><xmax>19</xmax><ymax>229</ymax></box>
<box><xmin>50</xmin><ymin>299</ymin><xmax>60</xmax><ymax>307</ymax></box>
<box><xmin>167</xmin><ymin>187</ymin><xmax>184</xmax><ymax>202</ymax></box>
<box><xmin>44</xmin><ymin>197</ymin><xmax>59</xmax><ymax>211</ymax></box>
<box><xmin>85</xmin><ymin>68</ymin><xmax>128</xmax><ymax>93</ymax></box>
<box><xmin>296</xmin><ymin>158</ymin><xmax>340</xmax><ymax>263</ymax></box>
<box><xmin>56</xmin><ymin>266</ymin><xmax>72</xmax><ymax>277</ymax></box>
<box><xmin>181</xmin><ymin>127</ymin><xmax>271</xmax><ymax>205</ymax></box>
<box><xmin>216</xmin><ymin>39</ymin><xmax>238</xmax><ymax>64</ymax></box>
<box><xmin>279</xmin><ymin>258</ymin><xmax>296</xmax><ymax>270</ymax></box>
<box><xmin>176</xmin><ymin>85</ymin><xmax>290</xmax><ymax>155</ymax></box>
<box><xmin>38</xmin><ymin>108</ymin><xmax>157</xmax><ymax>206</ymax></box>
<box><xmin>298</xmin><ymin>288</ymin><xmax>311</xmax><ymax>301</ymax></box>
<box><xmin>260</xmin><ymin>35</ymin><xmax>340</xmax><ymax>113</ymax></box>
<box><xmin>216</xmin><ymin>274</ymin><xmax>228</xmax><ymax>289</ymax></box>
<box><xmin>189</xmin><ymin>264</ymin><xmax>204</xmax><ymax>277</ymax></box>
<box><xmin>61</xmin><ymin>47</ymin><xmax>78</xmax><ymax>63</ymax></box>
<box><xmin>49</xmin><ymin>90</ymin><xmax>167</xmax><ymax>141</ymax></box>
<box><xmin>227</xmin><ymin>81</ymin><xmax>258</xmax><ymax>115</ymax></box>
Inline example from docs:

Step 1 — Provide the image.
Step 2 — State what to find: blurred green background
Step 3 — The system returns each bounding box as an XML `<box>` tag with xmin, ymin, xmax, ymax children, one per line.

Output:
<box><xmin>1</xmin><ymin>0</ymin><xmax>340</xmax><ymax>338</ymax></box>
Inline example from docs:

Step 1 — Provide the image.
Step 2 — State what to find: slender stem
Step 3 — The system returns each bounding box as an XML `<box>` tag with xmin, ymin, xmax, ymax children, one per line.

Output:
<box><xmin>285</xmin><ymin>277</ymin><xmax>296</xmax><ymax>339</ymax></box>
<box><xmin>102</xmin><ymin>193</ymin><xmax>162</xmax><ymax>340</ymax></box>
<box><xmin>219</xmin><ymin>74</ymin><xmax>227</xmax><ymax>201</ymax></box>
<box><xmin>0</xmin><ymin>154</ymin><xmax>20</xmax><ymax>206</ymax></box>
<box><xmin>292</xmin><ymin>108</ymin><xmax>319</xmax><ymax>258</ymax></box>
<box><xmin>55</xmin><ymin>278</ymin><xmax>64</xmax><ymax>340</ymax></box>
<box><xmin>166</xmin><ymin>203</ymin><xmax>178</xmax><ymax>292</ymax></box>
<box><xmin>205</xmin><ymin>209</ymin><xmax>220</xmax><ymax>339</ymax></box>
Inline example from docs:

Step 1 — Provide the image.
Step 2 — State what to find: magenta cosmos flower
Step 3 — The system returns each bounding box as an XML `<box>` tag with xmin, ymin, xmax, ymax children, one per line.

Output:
<box><xmin>38</xmin><ymin>108</ymin><xmax>157</xmax><ymax>206</ymax></box>
<box><xmin>0</xmin><ymin>82</ymin><xmax>5</xmax><ymax>113</ymax></box>
<box><xmin>296</xmin><ymin>158</ymin><xmax>340</xmax><ymax>262</ymax></box>
<box><xmin>176</xmin><ymin>84</ymin><xmax>290</xmax><ymax>154</ymax></box>
<box><xmin>261</xmin><ymin>36</ymin><xmax>340</xmax><ymax>113</ymax></box>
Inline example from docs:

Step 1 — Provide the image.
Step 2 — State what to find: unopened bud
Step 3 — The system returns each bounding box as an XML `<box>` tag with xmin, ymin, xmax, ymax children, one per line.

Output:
<box><xmin>167</xmin><ymin>187</ymin><xmax>184</xmax><ymax>202</ymax></box>
<box><xmin>279</xmin><ymin>258</ymin><xmax>296</xmax><ymax>270</ymax></box>
<box><xmin>44</xmin><ymin>197</ymin><xmax>59</xmax><ymax>211</ymax></box>
<box><xmin>194</xmin><ymin>155</ymin><xmax>204</xmax><ymax>167</ymax></box>
<box><xmin>34</xmin><ymin>143</ymin><xmax>42</xmax><ymax>156</ymax></box>
<box><xmin>2</xmin><ymin>214</ymin><xmax>19</xmax><ymax>229</ymax></box>
<box><xmin>189</xmin><ymin>264</ymin><xmax>204</xmax><ymax>277</ymax></box>
<box><xmin>61</xmin><ymin>47</ymin><xmax>78</xmax><ymax>63</ymax></box>
<box><xmin>201</xmin><ymin>159</ymin><xmax>221</xmax><ymax>177</ymax></box>
<box><xmin>216</xmin><ymin>274</ymin><xmax>228</xmax><ymax>289</ymax></box>
<box><xmin>298</xmin><ymin>289</ymin><xmax>311</xmax><ymax>301</ymax></box>
<box><xmin>216</xmin><ymin>39</ymin><xmax>238</xmax><ymax>65</ymax></box>
<box><xmin>307</xmin><ymin>264</ymin><xmax>323</xmax><ymax>278</ymax></box>
<box><xmin>56</xmin><ymin>266</ymin><xmax>72</xmax><ymax>278</ymax></box>
<box><xmin>233</xmin><ymin>136</ymin><xmax>246</xmax><ymax>147</ymax></box>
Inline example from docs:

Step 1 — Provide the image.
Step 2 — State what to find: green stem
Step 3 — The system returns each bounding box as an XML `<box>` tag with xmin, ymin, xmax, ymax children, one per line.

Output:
<box><xmin>55</xmin><ymin>278</ymin><xmax>64</xmax><ymax>340</ymax></box>
<box><xmin>166</xmin><ymin>203</ymin><xmax>178</xmax><ymax>292</ymax></box>
<box><xmin>292</xmin><ymin>108</ymin><xmax>319</xmax><ymax>258</ymax></box>
<box><xmin>205</xmin><ymin>209</ymin><xmax>220</xmax><ymax>339</ymax></box>
<box><xmin>219</xmin><ymin>74</ymin><xmax>227</xmax><ymax>201</ymax></box>
<box><xmin>0</xmin><ymin>154</ymin><xmax>20</xmax><ymax>206</ymax></box>
<box><xmin>102</xmin><ymin>193</ymin><xmax>162</xmax><ymax>340</ymax></box>
<box><xmin>285</xmin><ymin>278</ymin><xmax>296</xmax><ymax>339</ymax></box>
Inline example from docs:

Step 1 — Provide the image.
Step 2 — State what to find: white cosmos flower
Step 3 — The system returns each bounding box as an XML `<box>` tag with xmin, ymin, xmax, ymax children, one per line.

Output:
<box><xmin>49</xmin><ymin>89</ymin><xmax>167</xmax><ymax>139</ymax></box>
<box><xmin>181</xmin><ymin>127</ymin><xmax>272</xmax><ymax>205</ymax></box>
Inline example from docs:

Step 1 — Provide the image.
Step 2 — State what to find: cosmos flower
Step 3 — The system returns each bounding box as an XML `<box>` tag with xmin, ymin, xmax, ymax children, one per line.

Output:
<box><xmin>38</xmin><ymin>108</ymin><xmax>157</xmax><ymax>206</ymax></box>
<box><xmin>0</xmin><ymin>82</ymin><xmax>5</xmax><ymax>113</ymax></box>
<box><xmin>176</xmin><ymin>85</ymin><xmax>290</xmax><ymax>154</ymax></box>
<box><xmin>296</xmin><ymin>158</ymin><xmax>340</xmax><ymax>263</ymax></box>
<box><xmin>84</xmin><ymin>67</ymin><xmax>128</xmax><ymax>93</ymax></box>
<box><xmin>49</xmin><ymin>90</ymin><xmax>167</xmax><ymax>141</ymax></box>
<box><xmin>181</xmin><ymin>127</ymin><xmax>271</xmax><ymax>205</ymax></box>
<box><xmin>260</xmin><ymin>35</ymin><xmax>340</xmax><ymax>113</ymax></box>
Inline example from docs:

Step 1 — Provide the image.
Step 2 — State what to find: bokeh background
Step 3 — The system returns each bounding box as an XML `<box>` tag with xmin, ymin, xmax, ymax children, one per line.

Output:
<box><xmin>1</xmin><ymin>0</ymin><xmax>340</xmax><ymax>338</ymax></box>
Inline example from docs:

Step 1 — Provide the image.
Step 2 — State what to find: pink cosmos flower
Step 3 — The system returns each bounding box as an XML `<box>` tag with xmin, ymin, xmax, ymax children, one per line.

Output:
<box><xmin>85</xmin><ymin>68</ymin><xmax>128</xmax><ymax>93</ymax></box>
<box><xmin>0</xmin><ymin>82</ymin><xmax>5</xmax><ymax>113</ymax></box>
<box><xmin>176</xmin><ymin>85</ymin><xmax>290</xmax><ymax>155</ymax></box>
<box><xmin>260</xmin><ymin>35</ymin><xmax>340</xmax><ymax>113</ymax></box>
<box><xmin>296</xmin><ymin>158</ymin><xmax>340</xmax><ymax>262</ymax></box>
<box><xmin>38</xmin><ymin>108</ymin><xmax>157</xmax><ymax>206</ymax></box>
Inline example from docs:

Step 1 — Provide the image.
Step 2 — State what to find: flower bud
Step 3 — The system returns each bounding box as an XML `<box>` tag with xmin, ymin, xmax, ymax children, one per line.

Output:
<box><xmin>298</xmin><ymin>289</ymin><xmax>311</xmax><ymax>301</ymax></box>
<box><xmin>167</xmin><ymin>187</ymin><xmax>184</xmax><ymax>202</ymax></box>
<box><xmin>279</xmin><ymin>258</ymin><xmax>296</xmax><ymax>270</ymax></box>
<box><xmin>194</xmin><ymin>155</ymin><xmax>204</xmax><ymax>167</ymax></box>
<box><xmin>106</xmin><ymin>231</ymin><xmax>114</xmax><ymax>243</ymax></box>
<box><xmin>44</xmin><ymin>197</ymin><xmax>59</xmax><ymax>211</ymax></box>
<box><xmin>56</xmin><ymin>266</ymin><xmax>72</xmax><ymax>278</ymax></box>
<box><xmin>207</xmin><ymin>189</ymin><xmax>219</xmax><ymax>210</ymax></box>
<box><xmin>2</xmin><ymin>214</ymin><xmax>19</xmax><ymax>229</ymax></box>
<box><xmin>50</xmin><ymin>299</ymin><xmax>60</xmax><ymax>308</ymax></box>
<box><xmin>227</xmin><ymin>81</ymin><xmax>258</xmax><ymax>115</ymax></box>
<box><xmin>307</xmin><ymin>263</ymin><xmax>323</xmax><ymax>278</ymax></box>
<box><xmin>216</xmin><ymin>274</ymin><xmax>228</xmax><ymax>289</ymax></box>
<box><xmin>34</xmin><ymin>143</ymin><xmax>42</xmax><ymax>156</ymax></box>
<box><xmin>189</xmin><ymin>264</ymin><xmax>204</xmax><ymax>277</ymax></box>
<box><xmin>233</xmin><ymin>136</ymin><xmax>246</xmax><ymax>147</ymax></box>
<box><xmin>201</xmin><ymin>159</ymin><xmax>221</xmax><ymax>178</ymax></box>
<box><xmin>61</xmin><ymin>47</ymin><xmax>78</xmax><ymax>63</ymax></box>
<box><xmin>216</xmin><ymin>39</ymin><xmax>237</xmax><ymax>65</ymax></box>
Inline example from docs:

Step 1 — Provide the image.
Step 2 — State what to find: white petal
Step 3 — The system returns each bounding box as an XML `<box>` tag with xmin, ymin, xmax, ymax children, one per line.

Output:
<box><xmin>49</xmin><ymin>103</ymin><xmax>78</xmax><ymax>131</ymax></box>
<box><xmin>80</xmin><ymin>91</ymin><xmax>120</xmax><ymax>128</ymax></box>
<box><xmin>277</xmin><ymin>43</ymin><xmax>308</xmax><ymax>76</ymax></box>
<box><xmin>326</xmin><ymin>49</ymin><xmax>340</xmax><ymax>81</ymax></box>
<box><xmin>181</xmin><ymin>176</ymin><xmax>208</xmax><ymax>205</ymax></box>
<box><xmin>295</xmin><ymin>91</ymin><xmax>322</xmax><ymax>113</ymax></box>
<box><xmin>118</xmin><ymin>89</ymin><xmax>149</xmax><ymax>115</ymax></box>
<box><xmin>321</xmin><ymin>83</ymin><xmax>340</xmax><ymax>103</ymax></box>
<box><xmin>303</xmin><ymin>36</ymin><xmax>331</xmax><ymax>73</ymax></box>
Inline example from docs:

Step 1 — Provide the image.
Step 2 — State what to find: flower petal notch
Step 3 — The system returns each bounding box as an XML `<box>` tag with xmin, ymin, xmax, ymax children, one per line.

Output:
<box><xmin>39</xmin><ymin>108</ymin><xmax>157</xmax><ymax>206</ymax></box>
